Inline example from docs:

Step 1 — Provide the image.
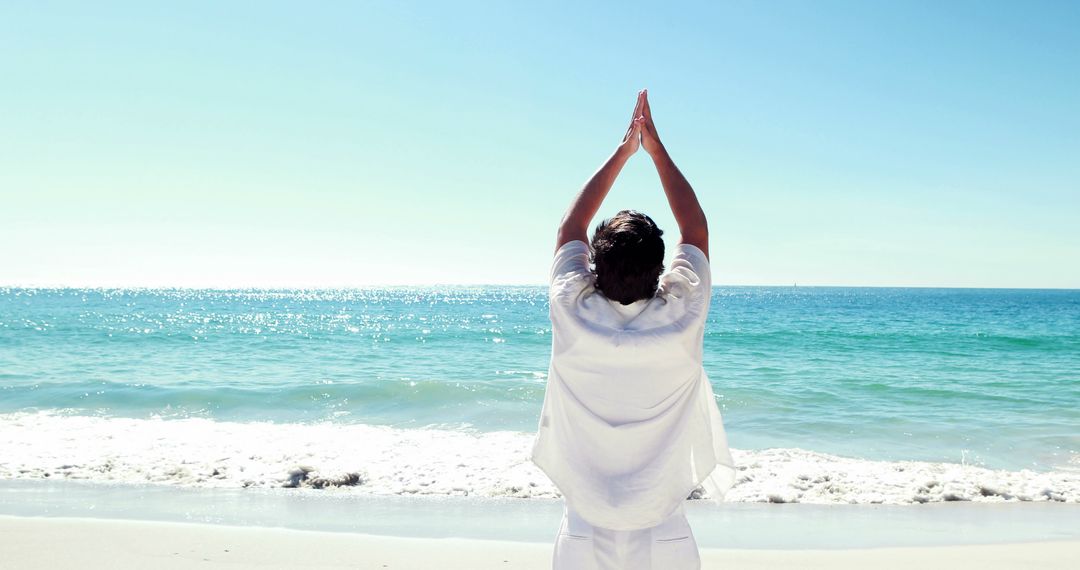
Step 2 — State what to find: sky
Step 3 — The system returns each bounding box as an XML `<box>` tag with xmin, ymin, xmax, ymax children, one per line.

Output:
<box><xmin>1</xmin><ymin>1</ymin><xmax>1077</xmax><ymax>288</ymax></box>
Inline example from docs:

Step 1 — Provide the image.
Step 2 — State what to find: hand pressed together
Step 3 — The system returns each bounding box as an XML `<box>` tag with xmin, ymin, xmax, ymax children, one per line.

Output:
<box><xmin>620</xmin><ymin>89</ymin><xmax>664</xmax><ymax>157</ymax></box>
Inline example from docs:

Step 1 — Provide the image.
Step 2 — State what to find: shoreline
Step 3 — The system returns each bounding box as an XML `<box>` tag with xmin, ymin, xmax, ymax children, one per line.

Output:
<box><xmin>2</xmin><ymin>515</ymin><xmax>1078</xmax><ymax>570</ymax></box>
<box><xmin>3</xmin><ymin>411</ymin><xmax>1076</xmax><ymax>505</ymax></box>
<box><xmin>3</xmin><ymin>480</ymin><xmax>1080</xmax><ymax>550</ymax></box>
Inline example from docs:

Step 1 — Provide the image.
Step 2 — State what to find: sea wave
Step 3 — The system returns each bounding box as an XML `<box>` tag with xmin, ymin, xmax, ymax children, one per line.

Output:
<box><xmin>1</xmin><ymin>412</ymin><xmax>1075</xmax><ymax>505</ymax></box>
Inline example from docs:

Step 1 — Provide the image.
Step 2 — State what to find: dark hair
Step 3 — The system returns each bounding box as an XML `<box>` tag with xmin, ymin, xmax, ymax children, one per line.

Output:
<box><xmin>590</xmin><ymin>210</ymin><xmax>665</xmax><ymax>305</ymax></box>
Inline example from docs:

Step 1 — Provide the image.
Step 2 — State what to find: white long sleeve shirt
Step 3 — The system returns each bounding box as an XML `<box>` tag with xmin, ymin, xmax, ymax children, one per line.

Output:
<box><xmin>531</xmin><ymin>240</ymin><xmax>736</xmax><ymax>531</ymax></box>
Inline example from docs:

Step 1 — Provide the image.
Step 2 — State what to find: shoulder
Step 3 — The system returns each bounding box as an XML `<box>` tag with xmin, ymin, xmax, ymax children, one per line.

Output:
<box><xmin>660</xmin><ymin>243</ymin><xmax>712</xmax><ymax>294</ymax></box>
<box><xmin>649</xmin><ymin>243</ymin><xmax>712</xmax><ymax>324</ymax></box>
<box><xmin>552</xmin><ymin>240</ymin><xmax>590</xmax><ymax>276</ymax></box>
<box><xmin>550</xmin><ymin>240</ymin><xmax>594</xmax><ymax>301</ymax></box>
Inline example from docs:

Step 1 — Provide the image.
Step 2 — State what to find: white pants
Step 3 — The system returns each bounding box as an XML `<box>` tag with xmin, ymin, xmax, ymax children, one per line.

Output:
<box><xmin>552</xmin><ymin>504</ymin><xmax>700</xmax><ymax>570</ymax></box>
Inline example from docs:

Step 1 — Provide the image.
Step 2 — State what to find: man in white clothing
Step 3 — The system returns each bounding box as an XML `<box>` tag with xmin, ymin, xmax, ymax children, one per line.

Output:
<box><xmin>530</xmin><ymin>90</ymin><xmax>736</xmax><ymax>570</ymax></box>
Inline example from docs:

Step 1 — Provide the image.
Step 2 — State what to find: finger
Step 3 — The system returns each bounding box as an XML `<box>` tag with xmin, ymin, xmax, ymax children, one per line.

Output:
<box><xmin>642</xmin><ymin>89</ymin><xmax>653</xmax><ymax>122</ymax></box>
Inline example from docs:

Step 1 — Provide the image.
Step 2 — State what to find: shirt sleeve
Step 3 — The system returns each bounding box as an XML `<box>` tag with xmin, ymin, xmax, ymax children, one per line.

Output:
<box><xmin>549</xmin><ymin>240</ymin><xmax>593</xmax><ymax>299</ymax></box>
<box><xmin>659</xmin><ymin>243</ymin><xmax>712</xmax><ymax>306</ymax></box>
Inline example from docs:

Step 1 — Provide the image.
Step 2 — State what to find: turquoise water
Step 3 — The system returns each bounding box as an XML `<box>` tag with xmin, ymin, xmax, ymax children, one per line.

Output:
<box><xmin>1</xmin><ymin>287</ymin><xmax>1077</xmax><ymax>472</ymax></box>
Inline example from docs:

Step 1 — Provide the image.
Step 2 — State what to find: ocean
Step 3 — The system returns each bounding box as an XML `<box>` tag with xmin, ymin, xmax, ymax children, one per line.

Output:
<box><xmin>1</xmin><ymin>287</ymin><xmax>1077</xmax><ymax>505</ymax></box>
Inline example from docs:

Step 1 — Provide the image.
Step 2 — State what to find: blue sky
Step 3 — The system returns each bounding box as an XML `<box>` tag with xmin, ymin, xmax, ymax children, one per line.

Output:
<box><xmin>1</xmin><ymin>1</ymin><xmax>1077</xmax><ymax>287</ymax></box>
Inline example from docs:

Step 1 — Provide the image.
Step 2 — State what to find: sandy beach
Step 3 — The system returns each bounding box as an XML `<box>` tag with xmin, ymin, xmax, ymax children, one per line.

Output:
<box><xmin>2</xmin><ymin>515</ymin><xmax>1077</xmax><ymax>569</ymax></box>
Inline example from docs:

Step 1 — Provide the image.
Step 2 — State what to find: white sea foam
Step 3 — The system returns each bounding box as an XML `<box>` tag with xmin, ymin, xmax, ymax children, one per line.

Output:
<box><xmin>0</xmin><ymin>412</ymin><xmax>1076</xmax><ymax>504</ymax></box>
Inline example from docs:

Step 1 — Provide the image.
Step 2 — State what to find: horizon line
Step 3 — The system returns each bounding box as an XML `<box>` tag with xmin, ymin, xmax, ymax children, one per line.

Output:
<box><xmin>2</xmin><ymin>283</ymin><xmax>1078</xmax><ymax>292</ymax></box>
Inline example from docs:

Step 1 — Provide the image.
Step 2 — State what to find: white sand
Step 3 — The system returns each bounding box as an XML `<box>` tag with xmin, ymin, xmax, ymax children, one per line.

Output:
<box><xmin>1</xmin><ymin>515</ymin><xmax>1077</xmax><ymax>569</ymax></box>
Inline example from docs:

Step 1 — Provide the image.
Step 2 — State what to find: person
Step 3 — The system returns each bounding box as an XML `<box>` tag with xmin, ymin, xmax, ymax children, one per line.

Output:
<box><xmin>530</xmin><ymin>90</ymin><xmax>736</xmax><ymax>570</ymax></box>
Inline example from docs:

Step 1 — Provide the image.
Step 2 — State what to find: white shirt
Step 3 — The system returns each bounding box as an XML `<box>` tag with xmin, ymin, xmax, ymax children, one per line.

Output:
<box><xmin>530</xmin><ymin>240</ymin><xmax>736</xmax><ymax>531</ymax></box>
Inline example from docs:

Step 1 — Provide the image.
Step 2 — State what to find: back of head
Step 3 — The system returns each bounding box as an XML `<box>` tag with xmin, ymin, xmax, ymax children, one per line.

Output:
<box><xmin>590</xmin><ymin>210</ymin><xmax>665</xmax><ymax>305</ymax></box>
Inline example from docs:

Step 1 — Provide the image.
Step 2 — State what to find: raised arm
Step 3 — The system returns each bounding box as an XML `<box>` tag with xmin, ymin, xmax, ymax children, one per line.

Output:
<box><xmin>556</xmin><ymin>92</ymin><xmax>646</xmax><ymax>251</ymax></box>
<box><xmin>639</xmin><ymin>90</ymin><xmax>709</xmax><ymax>259</ymax></box>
